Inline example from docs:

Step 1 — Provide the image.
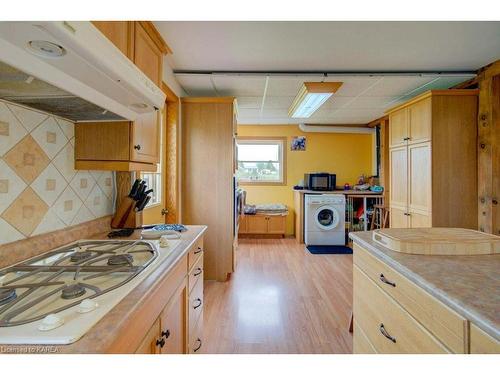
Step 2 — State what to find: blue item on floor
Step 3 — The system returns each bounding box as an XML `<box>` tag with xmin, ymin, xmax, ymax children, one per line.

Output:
<box><xmin>152</xmin><ymin>224</ymin><xmax>187</xmax><ymax>232</ymax></box>
<box><xmin>306</xmin><ymin>245</ymin><xmax>353</xmax><ymax>255</ymax></box>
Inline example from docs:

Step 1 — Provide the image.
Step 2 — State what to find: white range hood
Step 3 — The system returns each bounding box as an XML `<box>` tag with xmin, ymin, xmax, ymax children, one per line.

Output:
<box><xmin>0</xmin><ymin>21</ymin><xmax>166</xmax><ymax>122</ymax></box>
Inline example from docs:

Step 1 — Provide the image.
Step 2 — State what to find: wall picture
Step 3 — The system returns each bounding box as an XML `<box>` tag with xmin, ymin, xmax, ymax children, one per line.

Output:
<box><xmin>291</xmin><ymin>136</ymin><xmax>306</xmax><ymax>151</ymax></box>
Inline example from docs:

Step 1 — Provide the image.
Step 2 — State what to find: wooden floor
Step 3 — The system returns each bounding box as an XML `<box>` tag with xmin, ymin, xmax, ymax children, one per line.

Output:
<box><xmin>203</xmin><ymin>238</ymin><xmax>353</xmax><ymax>354</ymax></box>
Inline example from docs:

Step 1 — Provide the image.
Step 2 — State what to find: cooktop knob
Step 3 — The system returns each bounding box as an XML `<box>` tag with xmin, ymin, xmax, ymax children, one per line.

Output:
<box><xmin>38</xmin><ymin>314</ymin><xmax>64</xmax><ymax>331</ymax></box>
<box><xmin>77</xmin><ymin>298</ymin><xmax>98</xmax><ymax>313</ymax></box>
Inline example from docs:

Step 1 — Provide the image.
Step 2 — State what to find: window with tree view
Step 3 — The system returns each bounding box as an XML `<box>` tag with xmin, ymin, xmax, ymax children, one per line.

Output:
<box><xmin>236</xmin><ymin>138</ymin><xmax>285</xmax><ymax>184</ymax></box>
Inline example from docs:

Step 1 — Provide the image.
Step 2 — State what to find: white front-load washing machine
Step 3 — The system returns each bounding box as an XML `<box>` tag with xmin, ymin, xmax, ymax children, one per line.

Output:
<box><xmin>304</xmin><ymin>194</ymin><xmax>346</xmax><ymax>246</ymax></box>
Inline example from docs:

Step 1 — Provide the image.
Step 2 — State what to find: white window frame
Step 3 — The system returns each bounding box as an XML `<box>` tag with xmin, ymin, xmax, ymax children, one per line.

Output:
<box><xmin>236</xmin><ymin>137</ymin><xmax>286</xmax><ymax>185</ymax></box>
<box><xmin>141</xmin><ymin>113</ymin><xmax>163</xmax><ymax>208</ymax></box>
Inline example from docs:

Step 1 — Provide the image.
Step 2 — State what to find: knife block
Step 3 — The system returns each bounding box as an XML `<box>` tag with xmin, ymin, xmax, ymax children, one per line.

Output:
<box><xmin>111</xmin><ymin>197</ymin><xmax>143</xmax><ymax>229</ymax></box>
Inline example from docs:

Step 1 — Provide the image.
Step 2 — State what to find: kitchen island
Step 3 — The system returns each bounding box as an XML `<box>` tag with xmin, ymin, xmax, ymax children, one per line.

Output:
<box><xmin>350</xmin><ymin>230</ymin><xmax>500</xmax><ymax>354</ymax></box>
<box><xmin>0</xmin><ymin>225</ymin><xmax>206</xmax><ymax>354</ymax></box>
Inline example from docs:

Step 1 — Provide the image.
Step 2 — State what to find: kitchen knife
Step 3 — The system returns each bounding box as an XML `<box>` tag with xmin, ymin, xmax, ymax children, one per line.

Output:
<box><xmin>134</xmin><ymin>181</ymin><xmax>147</xmax><ymax>201</ymax></box>
<box><xmin>129</xmin><ymin>179</ymin><xmax>141</xmax><ymax>198</ymax></box>
<box><xmin>136</xmin><ymin>195</ymin><xmax>151</xmax><ymax>212</ymax></box>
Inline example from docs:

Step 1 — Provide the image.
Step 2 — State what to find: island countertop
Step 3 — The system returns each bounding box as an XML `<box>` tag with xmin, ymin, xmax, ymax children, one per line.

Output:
<box><xmin>349</xmin><ymin>231</ymin><xmax>500</xmax><ymax>341</ymax></box>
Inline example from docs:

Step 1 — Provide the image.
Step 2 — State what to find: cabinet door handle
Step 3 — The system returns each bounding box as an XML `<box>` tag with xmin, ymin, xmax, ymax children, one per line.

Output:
<box><xmin>156</xmin><ymin>338</ymin><xmax>165</xmax><ymax>348</ymax></box>
<box><xmin>134</xmin><ymin>144</ymin><xmax>141</xmax><ymax>150</ymax></box>
<box><xmin>193</xmin><ymin>338</ymin><xmax>202</xmax><ymax>352</ymax></box>
<box><xmin>403</xmin><ymin>137</ymin><xmax>410</xmax><ymax>141</ymax></box>
<box><xmin>161</xmin><ymin>329</ymin><xmax>170</xmax><ymax>339</ymax></box>
<box><xmin>403</xmin><ymin>212</ymin><xmax>411</xmax><ymax>216</ymax></box>
<box><xmin>193</xmin><ymin>298</ymin><xmax>202</xmax><ymax>309</ymax></box>
<box><xmin>379</xmin><ymin>323</ymin><xmax>397</xmax><ymax>343</ymax></box>
<box><xmin>194</xmin><ymin>247</ymin><xmax>202</xmax><ymax>254</ymax></box>
<box><xmin>193</xmin><ymin>268</ymin><xmax>203</xmax><ymax>276</ymax></box>
<box><xmin>379</xmin><ymin>273</ymin><xmax>396</xmax><ymax>287</ymax></box>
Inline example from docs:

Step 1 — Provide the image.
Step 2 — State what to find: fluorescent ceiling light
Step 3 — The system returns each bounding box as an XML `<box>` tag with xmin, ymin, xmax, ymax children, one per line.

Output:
<box><xmin>288</xmin><ymin>82</ymin><xmax>343</xmax><ymax>118</ymax></box>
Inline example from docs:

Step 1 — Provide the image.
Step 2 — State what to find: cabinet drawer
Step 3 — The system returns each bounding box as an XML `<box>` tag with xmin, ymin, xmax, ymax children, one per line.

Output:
<box><xmin>354</xmin><ymin>244</ymin><xmax>467</xmax><ymax>353</ymax></box>
<box><xmin>188</xmin><ymin>254</ymin><xmax>204</xmax><ymax>293</ymax></box>
<box><xmin>189</xmin><ymin>313</ymin><xmax>204</xmax><ymax>354</ymax></box>
<box><xmin>470</xmin><ymin>324</ymin><xmax>500</xmax><ymax>354</ymax></box>
<box><xmin>188</xmin><ymin>238</ymin><xmax>204</xmax><ymax>270</ymax></box>
<box><xmin>188</xmin><ymin>272</ymin><xmax>204</xmax><ymax>336</ymax></box>
<box><xmin>353</xmin><ymin>322</ymin><xmax>377</xmax><ymax>354</ymax></box>
<box><xmin>354</xmin><ymin>265</ymin><xmax>449</xmax><ymax>353</ymax></box>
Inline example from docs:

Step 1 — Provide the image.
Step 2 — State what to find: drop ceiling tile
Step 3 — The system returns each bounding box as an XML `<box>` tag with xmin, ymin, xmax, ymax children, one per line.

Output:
<box><xmin>3</xmin><ymin>135</ymin><xmax>50</xmax><ymax>184</ymax></box>
<box><xmin>0</xmin><ymin>101</ymin><xmax>27</xmax><ymax>157</ymax></box>
<box><xmin>213</xmin><ymin>76</ymin><xmax>266</xmax><ymax>96</ymax></box>
<box><xmin>32</xmin><ymin>207</ymin><xmax>65</xmax><ymax>236</ymax></box>
<box><xmin>261</xmin><ymin>109</ymin><xmax>290</xmax><ymax>118</ymax></box>
<box><xmin>266</xmin><ymin>76</ymin><xmax>312</xmax><ymax>96</ymax></box>
<box><xmin>69</xmin><ymin>170</ymin><xmax>96</xmax><ymax>201</ymax></box>
<box><xmin>55</xmin><ymin>117</ymin><xmax>74</xmax><ymax>140</ymax></box>
<box><xmin>321</xmin><ymin>96</ymin><xmax>355</xmax><ymax>109</ymax></box>
<box><xmin>1</xmin><ymin>187</ymin><xmax>48</xmax><ymax>236</ymax></box>
<box><xmin>30</xmin><ymin>117</ymin><xmax>67</xmax><ymax>159</ymax></box>
<box><xmin>334</xmin><ymin>77</ymin><xmax>384</xmax><ymax>97</ymax></box>
<box><xmin>96</xmin><ymin>171</ymin><xmax>113</xmax><ymax>199</ymax></box>
<box><xmin>237</xmin><ymin>97</ymin><xmax>262</xmax><ymax>109</ymax></box>
<box><xmin>0</xmin><ymin>218</ymin><xmax>25</xmax><ymax>245</ymax></box>
<box><xmin>175</xmin><ymin>75</ymin><xmax>216</xmax><ymax>96</ymax></box>
<box><xmin>345</xmin><ymin>96</ymin><xmax>395</xmax><ymax>109</ymax></box>
<box><xmin>85</xmin><ymin>185</ymin><xmax>113</xmax><ymax>218</ymax></box>
<box><xmin>53</xmin><ymin>186</ymin><xmax>82</xmax><ymax>225</ymax></box>
<box><xmin>363</xmin><ymin>76</ymin><xmax>435</xmax><ymax>97</ymax></box>
<box><xmin>7</xmin><ymin>103</ymin><xmax>48</xmax><ymax>132</ymax></box>
<box><xmin>0</xmin><ymin>159</ymin><xmax>27</xmax><ymax>215</ymax></box>
<box><xmin>53</xmin><ymin>142</ymin><xmax>77</xmax><ymax>183</ymax></box>
<box><xmin>71</xmin><ymin>204</ymin><xmax>96</xmax><ymax>226</ymax></box>
<box><xmin>238</xmin><ymin>108</ymin><xmax>262</xmax><ymax>118</ymax></box>
<box><xmin>31</xmin><ymin>163</ymin><xmax>67</xmax><ymax>206</ymax></box>
<box><xmin>263</xmin><ymin>96</ymin><xmax>294</xmax><ymax>109</ymax></box>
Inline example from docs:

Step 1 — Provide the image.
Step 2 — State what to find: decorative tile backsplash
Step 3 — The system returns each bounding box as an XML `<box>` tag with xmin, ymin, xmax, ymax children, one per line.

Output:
<box><xmin>0</xmin><ymin>100</ymin><xmax>114</xmax><ymax>246</ymax></box>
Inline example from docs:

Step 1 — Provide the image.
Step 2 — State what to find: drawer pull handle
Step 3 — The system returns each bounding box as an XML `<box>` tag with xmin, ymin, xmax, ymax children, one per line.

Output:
<box><xmin>156</xmin><ymin>338</ymin><xmax>165</xmax><ymax>348</ymax></box>
<box><xmin>379</xmin><ymin>323</ymin><xmax>396</xmax><ymax>343</ymax></box>
<box><xmin>193</xmin><ymin>338</ymin><xmax>202</xmax><ymax>352</ymax></box>
<box><xmin>194</xmin><ymin>247</ymin><xmax>202</xmax><ymax>254</ymax></box>
<box><xmin>193</xmin><ymin>298</ymin><xmax>202</xmax><ymax>309</ymax></box>
<box><xmin>193</xmin><ymin>268</ymin><xmax>203</xmax><ymax>276</ymax></box>
<box><xmin>161</xmin><ymin>329</ymin><xmax>170</xmax><ymax>339</ymax></box>
<box><xmin>379</xmin><ymin>274</ymin><xmax>396</xmax><ymax>287</ymax></box>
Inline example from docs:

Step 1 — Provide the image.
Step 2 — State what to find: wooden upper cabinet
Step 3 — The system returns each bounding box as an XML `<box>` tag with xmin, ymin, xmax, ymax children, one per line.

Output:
<box><xmin>408</xmin><ymin>97</ymin><xmax>432</xmax><ymax>144</ymax></box>
<box><xmin>389</xmin><ymin>108</ymin><xmax>408</xmax><ymax>148</ymax></box>
<box><xmin>134</xmin><ymin>22</ymin><xmax>163</xmax><ymax>86</ymax></box>
<box><xmin>131</xmin><ymin>111</ymin><xmax>161</xmax><ymax>164</ymax></box>
<box><xmin>92</xmin><ymin>21</ymin><xmax>134</xmax><ymax>59</ymax></box>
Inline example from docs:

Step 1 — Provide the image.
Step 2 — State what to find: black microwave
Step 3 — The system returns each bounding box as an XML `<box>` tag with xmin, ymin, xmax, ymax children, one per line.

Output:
<box><xmin>304</xmin><ymin>173</ymin><xmax>336</xmax><ymax>191</ymax></box>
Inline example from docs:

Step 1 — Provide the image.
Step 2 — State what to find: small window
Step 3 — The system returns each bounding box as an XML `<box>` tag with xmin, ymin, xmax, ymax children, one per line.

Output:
<box><xmin>141</xmin><ymin>112</ymin><xmax>163</xmax><ymax>207</ymax></box>
<box><xmin>236</xmin><ymin>138</ymin><xmax>286</xmax><ymax>185</ymax></box>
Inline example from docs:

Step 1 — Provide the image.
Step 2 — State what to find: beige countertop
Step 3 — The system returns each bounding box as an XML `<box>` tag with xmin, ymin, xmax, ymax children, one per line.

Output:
<box><xmin>0</xmin><ymin>225</ymin><xmax>207</xmax><ymax>353</ymax></box>
<box><xmin>349</xmin><ymin>231</ymin><xmax>500</xmax><ymax>341</ymax></box>
<box><xmin>294</xmin><ymin>189</ymin><xmax>382</xmax><ymax>195</ymax></box>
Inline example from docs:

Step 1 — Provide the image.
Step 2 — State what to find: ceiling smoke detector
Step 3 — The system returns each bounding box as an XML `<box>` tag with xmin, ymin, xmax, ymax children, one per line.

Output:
<box><xmin>28</xmin><ymin>40</ymin><xmax>66</xmax><ymax>58</ymax></box>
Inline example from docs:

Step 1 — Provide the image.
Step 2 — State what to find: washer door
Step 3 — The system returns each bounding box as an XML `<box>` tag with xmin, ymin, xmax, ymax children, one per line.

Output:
<box><xmin>314</xmin><ymin>205</ymin><xmax>340</xmax><ymax>230</ymax></box>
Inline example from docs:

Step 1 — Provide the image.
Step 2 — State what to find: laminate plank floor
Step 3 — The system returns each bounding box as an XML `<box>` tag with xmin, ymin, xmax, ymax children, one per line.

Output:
<box><xmin>203</xmin><ymin>238</ymin><xmax>353</xmax><ymax>354</ymax></box>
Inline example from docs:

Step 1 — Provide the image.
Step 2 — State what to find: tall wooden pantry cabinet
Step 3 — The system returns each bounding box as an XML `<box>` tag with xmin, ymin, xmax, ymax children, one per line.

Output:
<box><xmin>181</xmin><ymin>97</ymin><xmax>237</xmax><ymax>281</ymax></box>
<box><xmin>386</xmin><ymin>90</ymin><xmax>478</xmax><ymax>229</ymax></box>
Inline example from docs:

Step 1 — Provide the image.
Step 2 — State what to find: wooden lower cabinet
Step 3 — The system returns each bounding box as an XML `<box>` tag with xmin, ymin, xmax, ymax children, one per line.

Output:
<box><xmin>135</xmin><ymin>318</ymin><xmax>161</xmax><ymax>354</ymax></box>
<box><xmin>389</xmin><ymin>206</ymin><xmax>409</xmax><ymax>228</ymax></box>
<box><xmin>159</xmin><ymin>282</ymin><xmax>187</xmax><ymax>354</ymax></box>
<box><xmin>239</xmin><ymin>214</ymin><xmax>287</xmax><ymax>237</ymax></box>
<box><xmin>187</xmin><ymin>252</ymin><xmax>204</xmax><ymax>354</ymax></box>
<box><xmin>470</xmin><ymin>324</ymin><xmax>500</xmax><ymax>354</ymax></box>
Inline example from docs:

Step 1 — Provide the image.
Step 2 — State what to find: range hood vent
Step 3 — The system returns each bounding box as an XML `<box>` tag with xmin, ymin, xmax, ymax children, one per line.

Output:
<box><xmin>0</xmin><ymin>21</ymin><xmax>166</xmax><ymax>122</ymax></box>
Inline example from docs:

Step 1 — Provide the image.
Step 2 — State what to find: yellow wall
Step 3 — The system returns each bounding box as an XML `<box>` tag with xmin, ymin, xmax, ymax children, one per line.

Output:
<box><xmin>238</xmin><ymin>124</ymin><xmax>374</xmax><ymax>235</ymax></box>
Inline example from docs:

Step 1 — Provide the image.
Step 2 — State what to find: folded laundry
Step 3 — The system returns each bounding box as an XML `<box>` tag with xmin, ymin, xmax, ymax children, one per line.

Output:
<box><xmin>244</xmin><ymin>203</ymin><xmax>288</xmax><ymax>215</ymax></box>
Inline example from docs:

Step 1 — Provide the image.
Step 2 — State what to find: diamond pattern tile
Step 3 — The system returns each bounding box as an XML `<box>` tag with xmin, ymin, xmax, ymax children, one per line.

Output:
<box><xmin>55</xmin><ymin>118</ymin><xmax>74</xmax><ymax>140</ymax></box>
<box><xmin>31</xmin><ymin>117</ymin><xmax>67</xmax><ymax>159</ymax></box>
<box><xmin>71</xmin><ymin>204</ymin><xmax>96</xmax><ymax>226</ymax></box>
<box><xmin>0</xmin><ymin>102</ymin><xmax>27</xmax><ymax>157</ymax></box>
<box><xmin>7</xmin><ymin>103</ymin><xmax>48</xmax><ymax>132</ymax></box>
<box><xmin>32</xmin><ymin>207</ymin><xmax>66</xmax><ymax>236</ymax></box>
<box><xmin>53</xmin><ymin>186</ymin><xmax>83</xmax><ymax>226</ymax></box>
<box><xmin>0</xmin><ymin>218</ymin><xmax>25</xmax><ymax>245</ymax></box>
<box><xmin>70</xmin><ymin>170</ymin><xmax>96</xmax><ymax>201</ymax></box>
<box><xmin>1</xmin><ymin>187</ymin><xmax>48</xmax><ymax>236</ymax></box>
<box><xmin>97</xmin><ymin>171</ymin><xmax>113</xmax><ymax>199</ymax></box>
<box><xmin>0</xmin><ymin>159</ymin><xmax>27</xmax><ymax>215</ymax></box>
<box><xmin>3</xmin><ymin>135</ymin><xmax>50</xmax><ymax>184</ymax></box>
<box><xmin>85</xmin><ymin>185</ymin><xmax>113</xmax><ymax>218</ymax></box>
<box><xmin>53</xmin><ymin>142</ymin><xmax>77</xmax><ymax>183</ymax></box>
<box><xmin>31</xmin><ymin>164</ymin><xmax>68</xmax><ymax>206</ymax></box>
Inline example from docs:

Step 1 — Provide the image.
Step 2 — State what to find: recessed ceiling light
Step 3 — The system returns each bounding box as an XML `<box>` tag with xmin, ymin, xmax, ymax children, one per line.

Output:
<box><xmin>28</xmin><ymin>40</ymin><xmax>66</xmax><ymax>58</ymax></box>
<box><xmin>289</xmin><ymin>82</ymin><xmax>343</xmax><ymax>118</ymax></box>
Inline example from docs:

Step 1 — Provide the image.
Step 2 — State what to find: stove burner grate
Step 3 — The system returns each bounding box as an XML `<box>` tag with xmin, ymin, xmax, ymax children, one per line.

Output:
<box><xmin>0</xmin><ymin>288</ymin><xmax>17</xmax><ymax>305</ymax></box>
<box><xmin>70</xmin><ymin>251</ymin><xmax>93</xmax><ymax>263</ymax></box>
<box><xmin>107</xmin><ymin>254</ymin><xmax>134</xmax><ymax>266</ymax></box>
<box><xmin>61</xmin><ymin>283</ymin><xmax>86</xmax><ymax>300</ymax></box>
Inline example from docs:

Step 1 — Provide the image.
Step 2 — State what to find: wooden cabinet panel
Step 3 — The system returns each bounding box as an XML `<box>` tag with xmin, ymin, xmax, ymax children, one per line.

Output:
<box><xmin>75</xmin><ymin>121</ymin><xmax>131</xmax><ymax>161</ymax></box>
<box><xmin>188</xmin><ymin>238</ymin><xmax>204</xmax><ymax>270</ymax></box>
<box><xmin>470</xmin><ymin>324</ymin><xmax>500</xmax><ymax>354</ymax></box>
<box><xmin>389</xmin><ymin>146</ymin><xmax>408</xmax><ymax>208</ymax></box>
<box><xmin>409</xmin><ymin>97</ymin><xmax>432</xmax><ymax>144</ymax></box>
<box><xmin>134</xmin><ymin>22</ymin><xmax>163</xmax><ymax>86</ymax></box>
<box><xmin>188</xmin><ymin>255</ymin><xmax>203</xmax><ymax>293</ymax></box>
<box><xmin>189</xmin><ymin>315</ymin><xmax>204</xmax><ymax>354</ymax></box>
<box><xmin>267</xmin><ymin>216</ymin><xmax>286</xmax><ymax>234</ymax></box>
<box><xmin>389</xmin><ymin>108</ymin><xmax>408</xmax><ymax>148</ymax></box>
<box><xmin>92</xmin><ymin>21</ymin><xmax>133</xmax><ymax>59</ymax></box>
<box><xmin>159</xmin><ymin>282</ymin><xmax>187</xmax><ymax>354</ymax></box>
<box><xmin>409</xmin><ymin>210</ymin><xmax>432</xmax><ymax>228</ymax></box>
<box><xmin>135</xmin><ymin>318</ymin><xmax>160</xmax><ymax>354</ymax></box>
<box><xmin>247</xmin><ymin>215</ymin><xmax>269</xmax><ymax>233</ymax></box>
<box><xmin>408</xmin><ymin>142</ymin><xmax>432</xmax><ymax>213</ymax></box>
<box><xmin>354</xmin><ymin>265</ymin><xmax>449</xmax><ymax>354</ymax></box>
<box><xmin>188</xmin><ymin>276</ymin><xmax>204</xmax><ymax>336</ymax></box>
<box><xmin>131</xmin><ymin>111</ymin><xmax>160</xmax><ymax>164</ymax></box>
<box><xmin>354</xmin><ymin>245</ymin><xmax>467</xmax><ymax>353</ymax></box>
<box><xmin>353</xmin><ymin>322</ymin><xmax>377</xmax><ymax>354</ymax></box>
<box><xmin>389</xmin><ymin>206</ymin><xmax>409</xmax><ymax>229</ymax></box>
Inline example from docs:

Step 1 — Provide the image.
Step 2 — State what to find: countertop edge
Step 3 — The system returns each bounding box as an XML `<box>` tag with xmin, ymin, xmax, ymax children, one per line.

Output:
<box><xmin>350</xmin><ymin>232</ymin><xmax>500</xmax><ymax>342</ymax></box>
